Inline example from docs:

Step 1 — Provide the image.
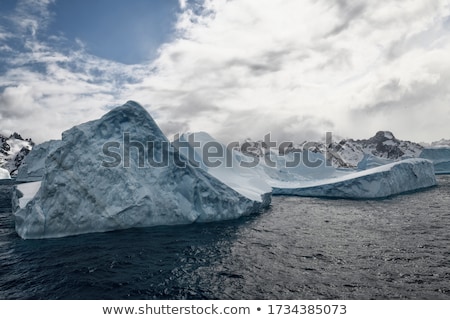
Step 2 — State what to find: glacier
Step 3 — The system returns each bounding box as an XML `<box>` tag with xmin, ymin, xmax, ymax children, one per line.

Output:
<box><xmin>271</xmin><ymin>158</ymin><xmax>436</xmax><ymax>199</ymax></box>
<box><xmin>419</xmin><ymin>147</ymin><xmax>450</xmax><ymax>174</ymax></box>
<box><xmin>13</xmin><ymin>101</ymin><xmax>269</xmax><ymax>239</ymax></box>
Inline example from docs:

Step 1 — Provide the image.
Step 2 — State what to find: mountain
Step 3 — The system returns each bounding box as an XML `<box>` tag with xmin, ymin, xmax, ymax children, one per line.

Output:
<box><xmin>430</xmin><ymin>138</ymin><xmax>450</xmax><ymax>147</ymax></box>
<box><xmin>241</xmin><ymin>131</ymin><xmax>424</xmax><ymax>168</ymax></box>
<box><xmin>0</xmin><ymin>132</ymin><xmax>34</xmax><ymax>176</ymax></box>
<box><xmin>325</xmin><ymin>131</ymin><xmax>423</xmax><ymax>168</ymax></box>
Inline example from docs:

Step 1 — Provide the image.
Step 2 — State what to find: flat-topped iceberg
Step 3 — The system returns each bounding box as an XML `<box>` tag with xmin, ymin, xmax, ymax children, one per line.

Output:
<box><xmin>13</xmin><ymin>101</ymin><xmax>269</xmax><ymax>239</ymax></box>
<box><xmin>272</xmin><ymin>158</ymin><xmax>436</xmax><ymax>199</ymax></box>
<box><xmin>419</xmin><ymin>147</ymin><xmax>450</xmax><ymax>174</ymax></box>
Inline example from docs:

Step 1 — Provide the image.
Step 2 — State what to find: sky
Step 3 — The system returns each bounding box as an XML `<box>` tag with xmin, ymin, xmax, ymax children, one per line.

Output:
<box><xmin>0</xmin><ymin>0</ymin><xmax>450</xmax><ymax>144</ymax></box>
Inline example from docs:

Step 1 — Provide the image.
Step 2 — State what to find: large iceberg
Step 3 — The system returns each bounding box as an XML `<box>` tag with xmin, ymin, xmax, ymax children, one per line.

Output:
<box><xmin>419</xmin><ymin>147</ymin><xmax>450</xmax><ymax>174</ymax></box>
<box><xmin>13</xmin><ymin>101</ymin><xmax>269</xmax><ymax>239</ymax></box>
<box><xmin>271</xmin><ymin>158</ymin><xmax>436</xmax><ymax>199</ymax></box>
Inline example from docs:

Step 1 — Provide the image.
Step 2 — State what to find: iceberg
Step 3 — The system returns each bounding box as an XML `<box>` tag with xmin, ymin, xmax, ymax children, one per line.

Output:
<box><xmin>0</xmin><ymin>167</ymin><xmax>11</xmax><ymax>180</ymax></box>
<box><xmin>13</xmin><ymin>101</ymin><xmax>268</xmax><ymax>239</ymax></box>
<box><xmin>271</xmin><ymin>158</ymin><xmax>436</xmax><ymax>199</ymax></box>
<box><xmin>419</xmin><ymin>147</ymin><xmax>450</xmax><ymax>174</ymax></box>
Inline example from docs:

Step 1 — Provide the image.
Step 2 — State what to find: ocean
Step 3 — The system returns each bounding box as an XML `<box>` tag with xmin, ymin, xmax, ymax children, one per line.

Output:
<box><xmin>1</xmin><ymin>176</ymin><xmax>449</xmax><ymax>299</ymax></box>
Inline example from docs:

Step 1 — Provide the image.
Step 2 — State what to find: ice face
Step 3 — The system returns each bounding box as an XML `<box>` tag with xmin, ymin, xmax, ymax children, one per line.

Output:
<box><xmin>13</xmin><ymin>101</ymin><xmax>268</xmax><ymax>239</ymax></box>
<box><xmin>271</xmin><ymin>158</ymin><xmax>437</xmax><ymax>199</ymax></box>
<box><xmin>419</xmin><ymin>147</ymin><xmax>450</xmax><ymax>174</ymax></box>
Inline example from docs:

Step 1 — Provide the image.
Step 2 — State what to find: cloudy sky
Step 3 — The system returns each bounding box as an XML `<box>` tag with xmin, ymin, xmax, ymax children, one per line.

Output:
<box><xmin>1</xmin><ymin>0</ymin><xmax>449</xmax><ymax>144</ymax></box>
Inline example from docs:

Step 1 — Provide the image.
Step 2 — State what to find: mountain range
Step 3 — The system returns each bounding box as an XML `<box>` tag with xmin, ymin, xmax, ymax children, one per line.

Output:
<box><xmin>1</xmin><ymin>130</ymin><xmax>450</xmax><ymax>176</ymax></box>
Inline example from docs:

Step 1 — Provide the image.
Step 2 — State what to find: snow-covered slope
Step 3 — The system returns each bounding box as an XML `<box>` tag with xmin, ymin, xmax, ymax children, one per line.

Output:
<box><xmin>0</xmin><ymin>133</ymin><xmax>34</xmax><ymax>176</ymax></box>
<box><xmin>13</xmin><ymin>101</ymin><xmax>268</xmax><ymax>239</ymax></box>
<box><xmin>175</xmin><ymin>132</ymin><xmax>272</xmax><ymax>204</ymax></box>
<box><xmin>271</xmin><ymin>159</ymin><xmax>436</xmax><ymax>199</ymax></box>
<box><xmin>16</xmin><ymin>140</ymin><xmax>62</xmax><ymax>182</ymax></box>
<box><xmin>419</xmin><ymin>147</ymin><xmax>450</xmax><ymax>174</ymax></box>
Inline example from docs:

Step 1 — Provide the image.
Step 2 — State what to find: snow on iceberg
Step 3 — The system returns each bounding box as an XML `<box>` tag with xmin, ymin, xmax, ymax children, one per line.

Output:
<box><xmin>0</xmin><ymin>167</ymin><xmax>11</xmax><ymax>180</ymax></box>
<box><xmin>419</xmin><ymin>147</ymin><xmax>450</xmax><ymax>174</ymax></box>
<box><xmin>13</xmin><ymin>101</ymin><xmax>269</xmax><ymax>239</ymax></box>
<box><xmin>271</xmin><ymin>158</ymin><xmax>436</xmax><ymax>199</ymax></box>
<box><xmin>175</xmin><ymin>132</ymin><xmax>272</xmax><ymax>205</ymax></box>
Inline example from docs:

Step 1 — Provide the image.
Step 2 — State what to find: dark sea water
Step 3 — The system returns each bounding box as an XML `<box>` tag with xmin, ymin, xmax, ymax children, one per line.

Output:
<box><xmin>1</xmin><ymin>176</ymin><xmax>449</xmax><ymax>300</ymax></box>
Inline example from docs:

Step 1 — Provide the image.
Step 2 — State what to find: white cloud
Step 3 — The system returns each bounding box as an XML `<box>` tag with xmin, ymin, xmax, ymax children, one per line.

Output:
<box><xmin>179</xmin><ymin>0</ymin><xmax>187</xmax><ymax>10</ymax></box>
<box><xmin>1</xmin><ymin>0</ymin><xmax>450</xmax><ymax>144</ymax></box>
<box><xmin>124</xmin><ymin>0</ymin><xmax>450</xmax><ymax>143</ymax></box>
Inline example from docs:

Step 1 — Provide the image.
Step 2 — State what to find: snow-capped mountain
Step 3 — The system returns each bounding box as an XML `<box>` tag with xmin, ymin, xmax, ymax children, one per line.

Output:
<box><xmin>0</xmin><ymin>132</ymin><xmax>34</xmax><ymax>176</ymax></box>
<box><xmin>325</xmin><ymin>131</ymin><xmax>424</xmax><ymax>168</ymax></box>
<box><xmin>240</xmin><ymin>131</ymin><xmax>424</xmax><ymax>168</ymax></box>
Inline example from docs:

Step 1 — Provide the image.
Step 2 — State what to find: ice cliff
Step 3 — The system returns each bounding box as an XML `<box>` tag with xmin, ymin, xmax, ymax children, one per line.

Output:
<box><xmin>13</xmin><ymin>101</ymin><xmax>269</xmax><ymax>239</ymax></box>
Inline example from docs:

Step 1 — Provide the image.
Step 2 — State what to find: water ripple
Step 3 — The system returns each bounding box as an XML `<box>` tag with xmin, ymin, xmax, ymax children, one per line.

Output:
<box><xmin>0</xmin><ymin>176</ymin><xmax>449</xmax><ymax>299</ymax></box>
